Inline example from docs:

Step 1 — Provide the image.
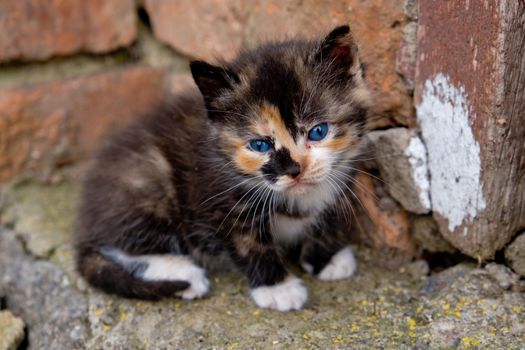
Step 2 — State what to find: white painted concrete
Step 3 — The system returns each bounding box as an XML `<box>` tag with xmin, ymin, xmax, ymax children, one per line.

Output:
<box><xmin>404</xmin><ymin>135</ymin><xmax>431</xmax><ymax>211</ymax></box>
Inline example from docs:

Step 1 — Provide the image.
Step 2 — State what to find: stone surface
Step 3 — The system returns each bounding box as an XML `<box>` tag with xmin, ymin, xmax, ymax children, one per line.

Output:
<box><xmin>0</xmin><ymin>66</ymin><xmax>166</xmax><ymax>184</ymax></box>
<box><xmin>0</xmin><ymin>180</ymin><xmax>80</xmax><ymax>258</ymax></box>
<box><xmin>0</xmin><ymin>232</ymin><xmax>90</xmax><ymax>350</ymax></box>
<box><xmin>0</xmin><ymin>310</ymin><xmax>25</xmax><ymax>350</ymax></box>
<box><xmin>0</xmin><ymin>179</ymin><xmax>524</xmax><ymax>349</ymax></box>
<box><xmin>415</xmin><ymin>1</ymin><xmax>525</xmax><ymax>260</ymax></box>
<box><xmin>411</xmin><ymin>216</ymin><xmax>456</xmax><ymax>253</ymax></box>
<box><xmin>144</xmin><ymin>0</ymin><xmax>414</xmax><ymax>127</ymax></box>
<box><xmin>0</xmin><ymin>0</ymin><xmax>136</xmax><ymax>62</ymax></box>
<box><xmin>505</xmin><ymin>233</ymin><xmax>525</xmax><ymax>276</ymax></box>
<box><xmin>367</xmin><ymin>128</ymin><xmax>431</xmax><ymax>214</ymax></box>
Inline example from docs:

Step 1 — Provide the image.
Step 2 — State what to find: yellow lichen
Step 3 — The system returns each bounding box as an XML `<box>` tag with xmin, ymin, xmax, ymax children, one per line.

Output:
<box><xmin>227</xmin><ymin>342</ymin><xmax>238</xmax><ymax>350</ymax></box>
<box><xmin>460</xmin><ymin>336</ymin><xmax>480</xmax><ymax>348</ymax></box>
<box><xmin>95</xmin><ymin>308</ymin><xmax>104</xmax><ymax>317</ymax></box>
<box><xmin>407</xmin><ymin>317</ymin><xmax>417</xmax><ymax>337</ymax></box>
<box><xmin>331</xmin><ymin>335</ymin><xmax>343</xmax><ymax>344</ymax></box>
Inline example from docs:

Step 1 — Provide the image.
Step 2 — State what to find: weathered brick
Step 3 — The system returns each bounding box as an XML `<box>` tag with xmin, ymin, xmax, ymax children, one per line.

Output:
<box><xmin>143</xmin><ymin>0</ymin><xmax>244</xmax><ymax>60</ymax></box>
<box><xmin>0</xmin><ymin>66</ymin><xmax>166</xmax><ymax>184</ymax></box>
<box><xmin>415</xmin><ymin>1</ymin><xmax>525</xmax><ymax>259</ymax></box>
<box><xmin>353</xmin><ymin>172</ymin><xmax>417</xmax><ymax>261</ymax></box>
<box><xmin>144</xmin><ymin>0</ymin><xmax>414</xmax><ymax>127</ymax></box>
<box><xmin>0</xmin><ymin>0</ymin><xmax>136</xmax><ymax>62</ymax></box>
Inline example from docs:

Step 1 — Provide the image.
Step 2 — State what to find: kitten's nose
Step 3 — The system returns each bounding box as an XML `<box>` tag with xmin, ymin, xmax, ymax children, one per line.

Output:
<box><xmin>284</xmin><ymin>162</ymin><xmax>301</xmax><ymax>178</ymax></box>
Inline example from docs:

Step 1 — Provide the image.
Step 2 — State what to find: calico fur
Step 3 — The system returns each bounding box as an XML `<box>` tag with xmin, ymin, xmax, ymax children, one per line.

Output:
<box><xmin>74</xmin><ymin>25</ymin><xmax>371</xmax><ymax>311</ymax></box>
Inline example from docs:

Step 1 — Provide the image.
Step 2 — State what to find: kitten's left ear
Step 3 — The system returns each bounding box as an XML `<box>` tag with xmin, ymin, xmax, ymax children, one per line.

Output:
<box><xmin>314</xmin><ymin>25</ymin><xmax>363</xmax><ymax>80</ymax></box>
<box><xmin>190</xmin><ymin>60</ymin><xmax>239</xmax><ymax>109</ymax></box>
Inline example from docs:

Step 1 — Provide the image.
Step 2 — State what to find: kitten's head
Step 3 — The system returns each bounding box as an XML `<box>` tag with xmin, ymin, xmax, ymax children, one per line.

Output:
<box><xmin>191</xmin><ymin>25</ymin><xmax>370</xmax><ymax>197</ymax></box>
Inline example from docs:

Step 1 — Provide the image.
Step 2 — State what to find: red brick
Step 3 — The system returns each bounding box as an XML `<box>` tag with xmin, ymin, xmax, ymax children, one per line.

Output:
<box><xmin>143</xmin><ymin>0</ymin><xmax>244</xmax><ymax>60</ymax></box>
<box><xmin>0</xmin><ymin>66</ymin><xmax>166</xmax><ymax>184</ymax></box>
<box><xmin>144</xmin><ymin>0</ymin><xmax>414</xmax><ymax>127</ymax></box>
<box><xmin>353</xmin><ymin>173</ymin><xmax>417</xmax><ymax>257</ymax></box>
<box><xmin>0</xmin><ymin>0</ymin><xmax>136</xmax><ymax>62</ymax></box>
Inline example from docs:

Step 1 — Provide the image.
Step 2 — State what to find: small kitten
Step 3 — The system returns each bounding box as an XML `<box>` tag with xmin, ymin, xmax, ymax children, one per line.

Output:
<box><xmin>74</xmin><ymin>25</ymin><xmax>371</xmax><ymax>311</ymax></box>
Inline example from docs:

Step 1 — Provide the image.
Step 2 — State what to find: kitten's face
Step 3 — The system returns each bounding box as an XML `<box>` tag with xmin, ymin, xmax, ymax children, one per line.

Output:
<box><xmin>224</xmin><ymin>102</ymin><xmax>363</xmax><ymax>196</ymax></box>
<box><xmin>192</xmin><ymin>26</ymin><xmax>370</xmax><ymax>197</ymax></box>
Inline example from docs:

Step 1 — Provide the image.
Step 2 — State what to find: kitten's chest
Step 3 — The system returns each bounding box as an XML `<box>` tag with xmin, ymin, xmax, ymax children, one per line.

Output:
<box><xmin>271</xmin><ymin>213</ymin><xmax>318</xmax><ymax>244</ymax></box>
<box><xmin>269</xmin><ymin>186</ymin><xmax>336</xmax><ymax>244</ymax></box>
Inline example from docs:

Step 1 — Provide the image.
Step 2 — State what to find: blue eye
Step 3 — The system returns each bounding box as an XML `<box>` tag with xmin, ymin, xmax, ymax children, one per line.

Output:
<box><xmin>308</xmin><ymin>123</ymin><xmax>329</xmax><ymax>141</ymax></box>
<box><xmin>249</xmin><ymin>139</ymin><xmax>272</xmax><ymax>152</ymax></box>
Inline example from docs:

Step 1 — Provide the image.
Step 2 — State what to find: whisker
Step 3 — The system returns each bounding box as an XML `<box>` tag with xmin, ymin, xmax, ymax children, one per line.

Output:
<box><xmin>199</xmin><ymin>175</ymin><xmax>265</xmax><ymax>206</ymax></box>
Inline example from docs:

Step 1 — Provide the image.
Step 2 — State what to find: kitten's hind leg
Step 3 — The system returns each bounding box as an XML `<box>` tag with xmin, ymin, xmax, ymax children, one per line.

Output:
<box><xmin>100</xmin><ymin>248</ymin><xmax>210</xmax><ymax>299</ymax></box>
<box><xmin>315</xmin><ymin>246</ymin><xmax>356</xmax><ymax>281</ymax></box>
<box><xmin>301</xmin><ymin>231</ymin><xmax>356</xmax><ymax>281</ymax></box>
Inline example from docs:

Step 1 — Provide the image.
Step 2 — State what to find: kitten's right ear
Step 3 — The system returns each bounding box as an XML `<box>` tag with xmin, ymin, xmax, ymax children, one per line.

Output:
<box><xmin>190</xmin><ymin>60</ymin><xmax>238</xmax><ymax>108</ymax></box>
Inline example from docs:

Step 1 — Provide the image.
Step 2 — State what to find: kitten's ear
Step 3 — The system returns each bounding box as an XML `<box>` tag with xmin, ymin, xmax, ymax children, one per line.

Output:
<box><xmin>190</xmin><ymin>60</ymin><xmax>238</xmax><ymax>108</ymax></box>
<box><xmin>314</xmin><ymin>25</ymin><xmax>362</xmax><ymax>80</ymax></box>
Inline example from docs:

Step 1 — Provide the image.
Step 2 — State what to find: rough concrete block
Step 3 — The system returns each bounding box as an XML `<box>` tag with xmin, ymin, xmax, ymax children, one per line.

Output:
<box><xmin>505</xmin><ymin>233</ymin><xmax>525</xmax><ymax>277</ymax></box>
<box><xmin>367</xmin><ymin>128</ymin><xmax>431</xmax><ymax>214</ymax></box>
<box><xmin>411</xmin><ymin>216</ymin><xmax>456</xmax><ymax>253</ymax></box>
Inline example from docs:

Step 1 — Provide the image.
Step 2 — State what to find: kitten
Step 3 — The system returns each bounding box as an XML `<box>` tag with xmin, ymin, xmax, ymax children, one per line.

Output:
<box><xmin>74</xmin><ymin>25</ymin><xmax>371</xmax><ymax>311</ymax></box>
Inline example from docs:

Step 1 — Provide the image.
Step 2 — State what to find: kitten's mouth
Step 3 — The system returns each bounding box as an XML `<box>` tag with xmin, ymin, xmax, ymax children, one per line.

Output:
<box><xmin>285</xmin><ymin>179</ymin><xmax>317</xmax><ymax>193</ymax></box>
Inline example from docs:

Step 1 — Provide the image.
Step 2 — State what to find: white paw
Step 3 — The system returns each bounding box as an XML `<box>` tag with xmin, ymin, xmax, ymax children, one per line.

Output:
<box><xmin>141</xmin><ymin>255</ymin><xmax>210</xmax><ymax>299</ymax></box>
<box><xmin>301</xmin><ymin>262</ymin><xmax>314</xmax><ymax>274</ymax></box>
<box><xmin>175</xmin><ymin>265</ymin><xmax>210</xmax><ymax>300</ymax></box>
<box><xmin>317</xmin><ymin>246</ymin><xmax>357</xmax><ymax>281</ymax></box>
<box><xmin>250</xmin><ymin>276</ymin><xmax>308</xmax><ymax>311</ymax></box>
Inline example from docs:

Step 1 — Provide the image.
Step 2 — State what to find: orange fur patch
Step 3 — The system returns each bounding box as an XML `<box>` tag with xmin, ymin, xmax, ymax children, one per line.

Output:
<box><xmin>257</xmin><ymin>104</ymin><xmax>297</xmax><ymax>153</ymax></box>
<box><xmin>325</xmin><ymin>135</ymin><xmax>352</xmax><ymax>152</ymax></box>
<box><xmin>234</xmin><ymin>148</ymin><xmax>267</xmax><ymax>174</ymax></box>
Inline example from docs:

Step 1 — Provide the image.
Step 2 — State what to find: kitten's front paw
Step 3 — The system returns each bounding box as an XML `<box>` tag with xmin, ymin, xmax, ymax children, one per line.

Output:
<box><xmin>250</xmin><ymin>276</ymin><xmax>308</xmax><ymax>311</ymax></box>
<box><xmin>318</xmin><ymin>246</ymin><xmax>356</xmax><ymax>281</ymax></box>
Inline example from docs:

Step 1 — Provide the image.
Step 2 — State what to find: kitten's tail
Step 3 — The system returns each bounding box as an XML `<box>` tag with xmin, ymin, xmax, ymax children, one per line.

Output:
<box><xmin>75</xmin><ymin>247</ymin><xmax>190</xmax><ymax>300</ymax></box>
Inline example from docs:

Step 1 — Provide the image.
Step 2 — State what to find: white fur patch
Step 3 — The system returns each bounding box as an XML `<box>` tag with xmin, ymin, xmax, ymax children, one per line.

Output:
<box><xmin>318</xmin><ymin>246</ymin><xmax>356</xmax><ymax>281</ymax></box>
<box><xmin>301</xmin><ymin>262</ymin><xmax>314</xmax><ymax>274</ymax></box>
<box><xmin>140</xmin><ymin>255</ymin><xmax>210</xmax><ymax>300</ymax></box>
<box><xmin>250</xmin><ymin>276</ymin><xmax>308</xmax><ymax>311</ymax></box>
<box><xmin>271</xmin><ymin>214</ymin><xmax>316</xmax><ymax>244</ymax></box>
<box><xmin>101</xmin><ymin>248</ymin><xmax>210</xmax><ymax>299</ymax></box>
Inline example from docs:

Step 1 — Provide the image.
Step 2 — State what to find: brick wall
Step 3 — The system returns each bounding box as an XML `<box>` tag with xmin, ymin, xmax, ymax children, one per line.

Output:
<box><xmin>0</xmin><ymin>0</ymin><xmax>416</xmax><ymax>184</ymax></box>
<box><xmin>0</xmin><ymin>0</ymin><xmax>422</xmax><ymax>262</ymax></box>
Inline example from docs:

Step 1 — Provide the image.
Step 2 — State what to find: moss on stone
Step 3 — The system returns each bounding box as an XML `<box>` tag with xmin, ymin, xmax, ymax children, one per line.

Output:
<box><xmin>0</xmin><ymin>179</ymin><xmax>79</xmax><ymax>257</ymax></box>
